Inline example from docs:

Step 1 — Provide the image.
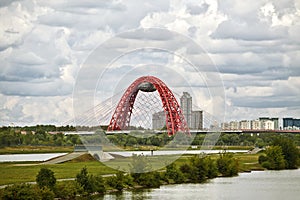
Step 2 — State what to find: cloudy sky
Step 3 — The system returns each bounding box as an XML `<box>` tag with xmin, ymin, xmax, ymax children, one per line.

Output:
<box><xmin>0</xmin><ymin>0</ymin><xmax>299</xmax><ymax>126</ymax></box>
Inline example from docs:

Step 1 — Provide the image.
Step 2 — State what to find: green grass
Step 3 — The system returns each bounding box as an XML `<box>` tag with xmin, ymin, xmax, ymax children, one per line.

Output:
<box><xmin>0</xmin><ymin>152</ymin><xmax>263</xmax><ymax>186</ymax></box>
<box><xmin>0</xmin><ymin>160</ymin><xmax>117</xmax><ymax>186</ymax></box>
<box><xmin>0</xmin><ymin>146</ymin><xmax>74</xmax><ymax>154</ymax></box>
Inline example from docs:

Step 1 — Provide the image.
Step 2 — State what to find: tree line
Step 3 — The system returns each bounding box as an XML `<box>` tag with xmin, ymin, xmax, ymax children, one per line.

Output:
<box><xmin>107</xmin><ymin>132</ymin><xmax>300</xmax><ymax>148</ymax></box>
<box><xmin>258</xmin><ymin>136</ymin><xmax>299</xmax><ymax>170</ymax></box>
<box><xmin>0</xmin><ymin>126</ymin><xmax>81</xmax><ymax>147</ymax></box>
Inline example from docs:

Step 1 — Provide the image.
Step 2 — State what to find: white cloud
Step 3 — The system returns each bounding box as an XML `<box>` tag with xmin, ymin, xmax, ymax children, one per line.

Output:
<box><xmin>0</xmin><ymin>0</ymin><xmax>299</xmax><ymax>125</ymax></box>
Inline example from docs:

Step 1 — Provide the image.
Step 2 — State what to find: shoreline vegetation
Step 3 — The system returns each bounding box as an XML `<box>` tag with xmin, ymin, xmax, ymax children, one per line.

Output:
<box><xmin>0</xmin><ymin>152</ymin><xmax>257</xmax><ymax>199</ymax></box>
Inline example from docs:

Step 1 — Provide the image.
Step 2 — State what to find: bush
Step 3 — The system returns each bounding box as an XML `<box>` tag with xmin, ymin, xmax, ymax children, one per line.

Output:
<box><xmin>189</xmin><ymin>156</ymin><xmax>209</xmax><ymax>183</ymax></box>
<box><xmin>272</xmin><ymin>137</ymin><xmax>299</xmax><ymax>169</ymax></box>
<box><xmin>76</xmin><ymin>167</ymin><xmax>106</xmax><ymax>194</ymax></box>
<box><xmin>1</xmin><ymin>184</ymin><xmax>54</xmax><ymax>200</ymax></box>
<box><xmin>105</xmin><ymin>171</ymin><xmax>125</xmax><ymax>191</ymax></box>
<box><xmin>36</xmin><ymin>168</ymin><xmax>56</xmax><ymax>190</ymax></box>
<box><xmin>165</xmin><ymin>163</ymin><xmax>185</xmax><ymax>184</ymax></box>
<box><xmin>264</xmin><ymin>146</ymin><xmax>285</xmax><ymax>170</ymax></box>
<box><xmin>258</xmin><ymin>155</ymin><xmax>268</xmax><ymax>165</ymax></box>
<box><xmin>216</xmin><ymin>152</ymin><xmax>239</xmax><ymax>177</ymax></box>
<box><xmin>261</xmin><ymin>161</ymin><xmax>271</xmax><ymax>169</ymax></box>
<box><xmin>133</xmin><ymin>171</ymin><xmax>161</xmax><ymax>188</ymax></box>
<box><xmin>205</xmin><ymin>157</ymin><xmax>218</xmax><ymax>179</ymax></box>
<box><xmin>55</xmin><ymin>181</ymin><xmax>82</xmax><ymax>199</ymax></box>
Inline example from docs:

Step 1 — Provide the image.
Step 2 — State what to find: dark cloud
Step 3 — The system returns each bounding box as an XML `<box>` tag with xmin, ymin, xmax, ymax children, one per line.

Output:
<box><xmin>0</xmin><ymin>0</ymin><xmax>20</xmax><ymax>7</ymax></box>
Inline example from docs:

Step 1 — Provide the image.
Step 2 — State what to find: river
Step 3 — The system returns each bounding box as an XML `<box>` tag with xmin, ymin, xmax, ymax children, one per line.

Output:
<box><xmin>101</xmin><ymin>169</ymin><xmax>300</xmax><ymax>200</ymax></box>
<box><xmin>0</xmin><ymin>153</ymin><xmax>67</xmax><ymax>162</ymax></box>
<box><xmin>0</xmin><ymin>150</ymin><xmax>248</xmax><ymax>162</ymax></box>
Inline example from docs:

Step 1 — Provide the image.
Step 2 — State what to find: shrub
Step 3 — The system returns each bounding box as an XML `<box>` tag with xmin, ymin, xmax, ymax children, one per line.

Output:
<box><xmin>165</xmin><ymin>163</ymin><xmax>185</xmax><ymax>184</ymax></box>
<box><xmin>272</xmin><ymin>137</ymin><xmax>299</xmax><ymax>169</ymax></box>
<box><xmin>55</xmin><ymin>181</ymin><xmax>82</xmax><ymax>199</ymax></box>
<box><xmin>105</xmin><ymin>171</ymin><xmax>125</xmax><ymax>191</ymax></box>
<box><xmin>1</xmin><ymin>184</ymin><xmax>52</xmax><ymax>200</ymax></box>
<box><xmin>264</xmin><ymin>146</ymin><xmax>285</xmax><ymax>170</ymax></box>
<box><xmin>258</xmin><ymin>155</ymin><xmax>268</xmax><ymax>165</ymax></box>
<box><xmin>36</xmin><ymin>168</ymin><xmax>56</xmax><ymax>190</ymax></box>
<box><xmin>216</xmin><ymin>152</ymin><xmax>239</xmax><ymax>177</ymax></box>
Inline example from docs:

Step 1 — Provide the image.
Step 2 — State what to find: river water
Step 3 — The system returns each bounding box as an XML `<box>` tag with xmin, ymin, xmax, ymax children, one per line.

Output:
<box><xmin>0</xmin><ymin>153</ymin><xmax>67</xmax><ymax>162</ymax></box>
<box><xmin>101</xmin><ymin>169</ymin><xmax>300</xmax><ymax>200</ymax></box>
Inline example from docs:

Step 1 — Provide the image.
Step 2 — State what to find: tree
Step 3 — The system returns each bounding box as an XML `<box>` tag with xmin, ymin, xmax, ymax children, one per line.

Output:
<box><xmin>272</xmin><ymin>137</ymin><xmax>299</xmax><ymax>169</ymax></box>
<box><xmin>216</xmin><ymin>152</ymin><xmax>239</xmax><ymax>177</ymax></box>
<box><xmin>106</xmin><ymin>171</ymin><xmax>125</xmax><ymax>191</ymax></box>
<box><xmin>263</xmin><ymin>146</ymin><xmax>285</xmax><ymax>170</ymax></box>
<box><xmin>36</xmin><ymin>168</ymin><xmax>56</xmax><ymax>190</ymax></box>
<box><xmin>1</xmin><ymin>184</ymin><xmax>54</xmax><ymax>200</ymax></box>
<box><xmin>76</xmin><ymin>167</ymin><xmax>92</xmax><ymax>193</ymax></box>
<box><xmin>205</xmin><ymin>157</ymin><xmax>218</xmax><ymax>179</ymax></box>
<box><xmin>189</xmin><ymin>155</ymin><xmax>209</xmax><ymax>182</ymax></box>
<box><xmin>165</xmin><ymin>163</ymin><xmax>185</xmax><ymax>183</ymax></box>
<box><xmin>75</xmin><ymin>167</ymin><xmax>106</xmax><ymax>194</ymax></box>
<box><xmin>55</xmin><ymin>181</ymin><xmax>82</xmax><ymax>199</ymax></box>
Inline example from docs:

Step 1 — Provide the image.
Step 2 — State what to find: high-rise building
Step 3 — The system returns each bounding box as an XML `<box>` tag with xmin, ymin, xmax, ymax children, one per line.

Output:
<box><xmin>191</xmin><ymin>111</ymin><xmax>203</xmax><ymax>130</ymax></box>
<box><xmin>152</xmin><ymin>92</ymin><xmax>203</xmax><ymax>130</ymax></box>
<box><xmin>180</xmin><ymin>92</ymin><xmax>192</xmax><ymax>128</ymax></box>
<box><xmin>259</xmin><ymin>117</ymin><xmax>279</xmax><ymax>129</ymax></box>
<box><xmin>240</xmin><ymin>120</ymin><xmax>251</xmax><ymax>130</ymax></box>
<box><xmin>229</xmin><ymin>121</ymin><xmax>240</xmax><ymax>130</ymax></box>
<box><xmin>251</xmin><ymin>120</ymin><xmax>261</xmax><ymax>130</ymax></box>
<box><xmin>283</xmin><ymin>118</ymin><xmax>300</xmax><ymax>129</ymax></box>
<box><xmin>152</xmin><ymin>111</ymin><xmax>165</xmax><ymax>130</ymax></box>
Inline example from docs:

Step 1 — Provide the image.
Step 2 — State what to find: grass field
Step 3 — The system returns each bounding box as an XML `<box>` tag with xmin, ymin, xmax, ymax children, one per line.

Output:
<box><xmin>0</xmin><ymin>146</ymin><xmax>74</xmax><ymax>154</ymax></box>
<box><xmin>0</xmin><ymin>152</ymin><xmax>263</xmax><ymax>186</ymax></box>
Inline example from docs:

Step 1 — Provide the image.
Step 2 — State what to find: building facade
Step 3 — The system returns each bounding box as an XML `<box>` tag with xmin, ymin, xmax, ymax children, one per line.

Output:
<box><xmin>240</xmin><ymin>120</ymin><xmax>251</xmax><ymax>130</ymax></box>
<box><xmin>180</xmin><ymin>92</ymin><xmax>192</xmax><ymax>128</ymax></box>
<box><xmin>259</xmin><ymin>117</ymin><xmax>279</xmax><ymax>130</ymax></box>
<box><xmin>283</xmin><ymin>118</ymin><xmax>300</xmax><ymax>129</ymax></box>
<box><xmin>191</xmin><ymin>111</ymin><xmax>203</xmax><ymax>130</ymax></box>
<box><xmin>152</xmin><ymin>111</ymin><xmax>165</xmax><ymax>130</ymax></box>
<box><xmin>152</xmin><ymin>92</ymin><xmax>203</xmax><ymax>130</ymax></box>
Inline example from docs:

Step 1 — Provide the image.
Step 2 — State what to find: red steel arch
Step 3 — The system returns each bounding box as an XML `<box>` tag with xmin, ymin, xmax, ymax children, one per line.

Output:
<box><xmin>107</xmin><ymin>76</ymin><xmax>189</xmax><ymax>136</ymax></box>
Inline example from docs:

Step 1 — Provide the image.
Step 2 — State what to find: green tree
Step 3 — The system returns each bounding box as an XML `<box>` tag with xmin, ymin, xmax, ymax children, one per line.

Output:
<box><xmin>1</xmin><ymin>184</ymin><xmax>54</xmax><ymax>200</ymax></box>
<box><xmin>272</xmin><ymin>137</ymin><xmax>299</xmax><ymax>169</ymax></box>
<box><xmin>106</xmin><ymin>171</ymin><xmax>125</xmax><ymax>191</ymax></box>
<box><xmin>189</xmin><ymin>155</ymin><xmax>209</xmax><ymax>183</ymax></box>
<box><xmin>76</xmin><ymin>167</ymin><xmax>92</xmax><ymax>193</ymax></box>
<box><xmin>55</xmin><ymin>181</ymin><xmax>82</xmax><ymax>199</ymax></box>
<box><xmin>165</xmin><ymin>163</ymin><xmax>185</xmax><ymax>183</ymax></box>
<box><xmin>205</xmin><ymin>157</ymin><xmax>218</xmax><ymax>179</ymax></box>
<box><xmin>216</xmin><ymin>152</ymin><xmax>239</xmax><ymax>177</ymax></box>
<box><xmin>36</xmin><ymin>168</ymin><xmax>56</xmax><ymax>190</ymax></box>
<box><xmin>263</xmin><ymin>146</ymin><xmax>286</xmax><ymax>170</ymax></box>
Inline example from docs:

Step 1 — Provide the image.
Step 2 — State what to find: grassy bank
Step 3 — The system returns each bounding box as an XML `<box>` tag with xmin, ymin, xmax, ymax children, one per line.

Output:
<box><xmin>0</xmin><ymin>152</ymin><xmax>262</xmax><ymax>186</ymax></box>
<box><xmin>0</xmin><ymin>146</ymin><xmax>74</xmax><ymax>154</ymax></box>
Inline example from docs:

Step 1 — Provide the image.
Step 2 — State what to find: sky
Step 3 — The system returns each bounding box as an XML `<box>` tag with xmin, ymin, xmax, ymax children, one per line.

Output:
<box><xmin>0</xmin><ymin>0</ymin><xmax>300</xmax><ymax>126</ymax></box>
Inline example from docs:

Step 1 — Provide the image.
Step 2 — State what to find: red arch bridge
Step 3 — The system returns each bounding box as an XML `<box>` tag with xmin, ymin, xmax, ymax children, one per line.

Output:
<box><xmin>107</xmin><ymin>76</ymin><xmax>189</xmax><ymax>136</ymax></box>
<box><xmin>68</xmin><ymin>76</ymin><xmax>215</xmax><ymax>135</ymax></box>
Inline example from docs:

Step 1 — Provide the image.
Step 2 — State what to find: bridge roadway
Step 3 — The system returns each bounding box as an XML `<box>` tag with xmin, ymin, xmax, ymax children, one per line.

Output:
<box><xmin>65</xmin><ymin>129</ymin><xmax>300</xmax><ymax>135</ymax></box>
<box><xmin>106</xmin><ymin>129</ymin><xmax>300</xmax><ymax>135</ymax></box>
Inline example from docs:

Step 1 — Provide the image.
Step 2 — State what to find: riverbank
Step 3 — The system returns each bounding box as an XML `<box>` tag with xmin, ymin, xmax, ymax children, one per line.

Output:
<box><xmin>0</xmin><ymin>152</ymin><xmax>263</xmax><ymax>186</ymax></box>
